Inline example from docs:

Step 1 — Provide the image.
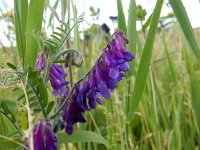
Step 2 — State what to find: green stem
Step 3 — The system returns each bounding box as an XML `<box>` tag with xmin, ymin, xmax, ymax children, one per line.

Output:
<box><xmin>53</xmin><ymin>49</ymin><xmax>82</xmax><ymax>62</ymax></box>
<box><xmin>43</xmin><ymin>60</ymin><xmax>50</xmax><ymax>84</ymax></box>
<box><xmin>68</xmin><ymin>53</ymin><xmax>73</xmax><ymax>88</ymax></box>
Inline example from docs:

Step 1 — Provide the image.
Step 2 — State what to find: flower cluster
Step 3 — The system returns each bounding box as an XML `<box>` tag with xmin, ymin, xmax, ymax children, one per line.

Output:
<box><xmin>49</xmin><ymin>63</ymin><xmax>70</xmax><ymax>97</ymax></box>
<box><xmin>25</xmin><ymin>119</ymin><xmax>57</xmax><ymax>150</ymax></box>
<box><xmin>35</xmin><ymin>52</ymin><xmax>70</xmax><ymax>98</ymax></box>
<box><xmin>61</xmin><ymin>30</ymin><xmax>134</xmax><ymax>135</ymax></box>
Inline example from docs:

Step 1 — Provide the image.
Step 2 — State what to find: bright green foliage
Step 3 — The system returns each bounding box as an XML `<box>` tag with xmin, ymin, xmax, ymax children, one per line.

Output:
<box><xmin>14</xmin><ymin>0</ymin><xmax>45</xmax><ymax>69</ymax></box>
<box><xmin>128</xmin><ymin>0</ymin><xmax>164</xmax><ymax>122</ymax></box>
<box><xmin>117</xmin><ymin>0</ymin><xmax>127</xmax><ymax>34</ymax></box>
<box><xmin>14</xmin><ymin>0</ymin><xmax>28</xmax><ymax>67</ymax></box>
<box><xmin>184</xmin><ymin>48</ymin><xmax>200</xmax><ymax>137</ymax></box>
<box><xmin>169</xmin><ymin>0</ymin><xmax>200</xmax><ymax>62</ymax></box>
<box><xmin>25</xmin><ymin>0</ymin><xmax>45</xmax><ymax>69</ymax></box>
<box><xmin>127</xmin><ymin>0</ymin><xmax>137</xmax><ymax>69</ymax></box>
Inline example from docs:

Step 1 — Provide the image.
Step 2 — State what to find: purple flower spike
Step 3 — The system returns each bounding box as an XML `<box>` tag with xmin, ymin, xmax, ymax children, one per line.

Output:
<box><xmin>36</xmin><ymin>52</ymin><xmax>45</xmax><ymax>72</ymax></box>
<box><xmin>60</xmin><ymin>30</ymin><xmax>134</xmax><ymax>135</ymax></box>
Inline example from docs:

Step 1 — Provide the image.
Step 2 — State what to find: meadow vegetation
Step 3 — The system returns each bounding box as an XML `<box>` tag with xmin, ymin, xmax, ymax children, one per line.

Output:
<box><xmin>1</xmin><ymin>0</ymin><xmax>200</xmax><ymax>149</ymax></box>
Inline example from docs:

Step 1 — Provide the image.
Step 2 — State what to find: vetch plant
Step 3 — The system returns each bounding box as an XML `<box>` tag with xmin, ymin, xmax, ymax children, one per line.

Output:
<box><xmin>28</xmin><ymin>30</ymin><xmax>134</xmax><ymax>149</ymax></box>
<box><xmin>2</xmin><ymin>0</ymin><xmax>200</xmax><ymax>149</ymax></box>
<box><xmin>3</xmin><ymin>13</ymin><xmax>134</xmax><ymax>148</ymax></box>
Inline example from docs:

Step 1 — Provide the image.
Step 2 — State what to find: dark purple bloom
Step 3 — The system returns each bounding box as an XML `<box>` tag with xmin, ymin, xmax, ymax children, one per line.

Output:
<box><xmin>28</xmin><ymin>119</ymin><xmax>58</xmax><ymax>150</ymax></box>
<box><xmin>34</xmin><ymin>119</ymin><xmax>45</xmax><ymax>150</ymax></box>
<box><xmin>86</xmin><ymin>69</ymin><xmax>103</xmax><ymax>109</ymax></box>
<box><xmin>87</xmin><ymin>89</ymin><xmax>102</xmax><ymax>109</ymax></box>
<box><xmin>36</xmin><ymin>52</ymin><xmax>45</xmax><ymax>72</ymax></box>
<box><xmin>44</xmin><ymin>123</ymin><xmax>57</xmax><ymax>150</ymax></box>
<box><xmin>95</xmin><ymin>62</ymin><xmax>111</xmax><ymax>99</ymax></box>
<box><xmin>62</xmin><ymin>84</ymin><xmax>86</xmax><ymax>135</ymax></box>
<box><xmin>77</xmin><ymin>81</ymin><xmax>89</xmax><ymax>110</ymax></box>
<box><xmin>49</xmin><ymin>63</ymin><xmax>69</xmax><ymax>96</ymax></box>
<box><xmin>114</xmin><ymin>31</ymin><xmax>134</xmax><ymax>62</ymax></box>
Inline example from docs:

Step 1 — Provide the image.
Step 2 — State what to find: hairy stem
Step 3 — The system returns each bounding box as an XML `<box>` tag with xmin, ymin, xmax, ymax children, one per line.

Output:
<box><xmin>43</xmin><ymin>59</ymin><xmax>50</xmax><ymax>84</ymax></box>
<box><xmin>68</xmin><ymin>53</ymin><xmax>73</xmax><ymax>88</ymax></box>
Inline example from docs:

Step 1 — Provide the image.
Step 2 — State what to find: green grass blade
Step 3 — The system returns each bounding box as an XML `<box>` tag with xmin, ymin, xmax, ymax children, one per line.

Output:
<box><xmin>72</xmin><ymin>1</ymin><xmax>80</xmax><ymax>50</ymax></box>
<box><xmin>169</xmin><ymin>0</ymin><xmax>200</xmax><ymax>62</ymax></box>
<box><xmin>117</xmin><ymin>0</ymin><xmax>127</xmax><ymax>34</ymax></box>
<box><xmin>14</xmin><ymin>0</ymin><xmax>28</xmax><ymax>66</ymax></box>
<box><xmin>47</xmin><ymin>1</ymin><xmax>59</xmax><ymax>28</ymax></box>
<box><xmin>127</xmin><ymin>0</ymin><xmax>163</xmax><ymax>122</ymax></box>
<box><xmin>184</xmin><ymin>49</ymin><xmax>200</xmax><ymax>136</ymax></box>
<box><xmin>25</xmin><ymin>0</ymin><xmax>45</xmax><ymax>69</ymax></box>
<box><xmin>126</xmin><ymin>0</ymin><xmax>136</xmax><ymax>116</ymax></box>
<box><xmin>14</xmin><ymin>0</ymin><xmax>21</xmax><ymax>58</ymax></box>
<box><xmin>58</xmin><ymin>131</ymin><xmax>108</xmax><ymax>146</ymax></box>
<box><xmin>142</xmin><ymin>13</ymin><xmax>152</xmax><ymax>33</ymax></box>
<box><xmin>127</xmin><ymin>0</ymin><xmax>136</xmax><ymax>61</ymax></box>
<box><xmin>162</xmin><ymin>34</ymin><xmax>176</xmax><ymax>83</ymax></box>
<box><xmin>20</xmin><ymin>0</ymin><xmax>28</xmax><ymax>66</ymax></box>
<box><xmin>62</xmin><ymin>0</ymin><xmax>67</xmax><ymax>19</ymax></box>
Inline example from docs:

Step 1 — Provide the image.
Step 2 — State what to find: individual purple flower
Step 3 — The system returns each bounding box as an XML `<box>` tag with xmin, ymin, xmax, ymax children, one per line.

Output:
<box><xmin>113</xmin><ymin>31</ymin><xmax>134</xmax><ymax>63</ymax></box>
<box><xmin>36</xmin><ymin>52</ymin><xmax>45</xmax><ymax>72</ymax></box>
<box><xmin>49</xmin><ymin>63</ymin><xmax>69</xmax><ymax>96</ymax></box>
<box><xmin>95</xmin><ymin>61</ymin><xmax>111</xmax><ymax>99</ymax></box>
<box><xmin>34</xmin><ymin>119</ymin><xmax>45</xmax><ymax>150</ymax></box>
<box><xmin>86</xmin><ymin>69</ymin><xmax>103</xmax><ymax>109</ymax></box>
<box><xmin>44</xmin><ymin>123</ymin><xmax>58</xmax><ymax>150</ymax></box>
<box><xmin>25</xmin><ymin>119</ymin><xmax>58</xmax><ymax>150</ymax></box>
<box><xmin>76</xmin><ymin>80</ymin><xmax>89</xmax><ymax>110</ymax></box>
